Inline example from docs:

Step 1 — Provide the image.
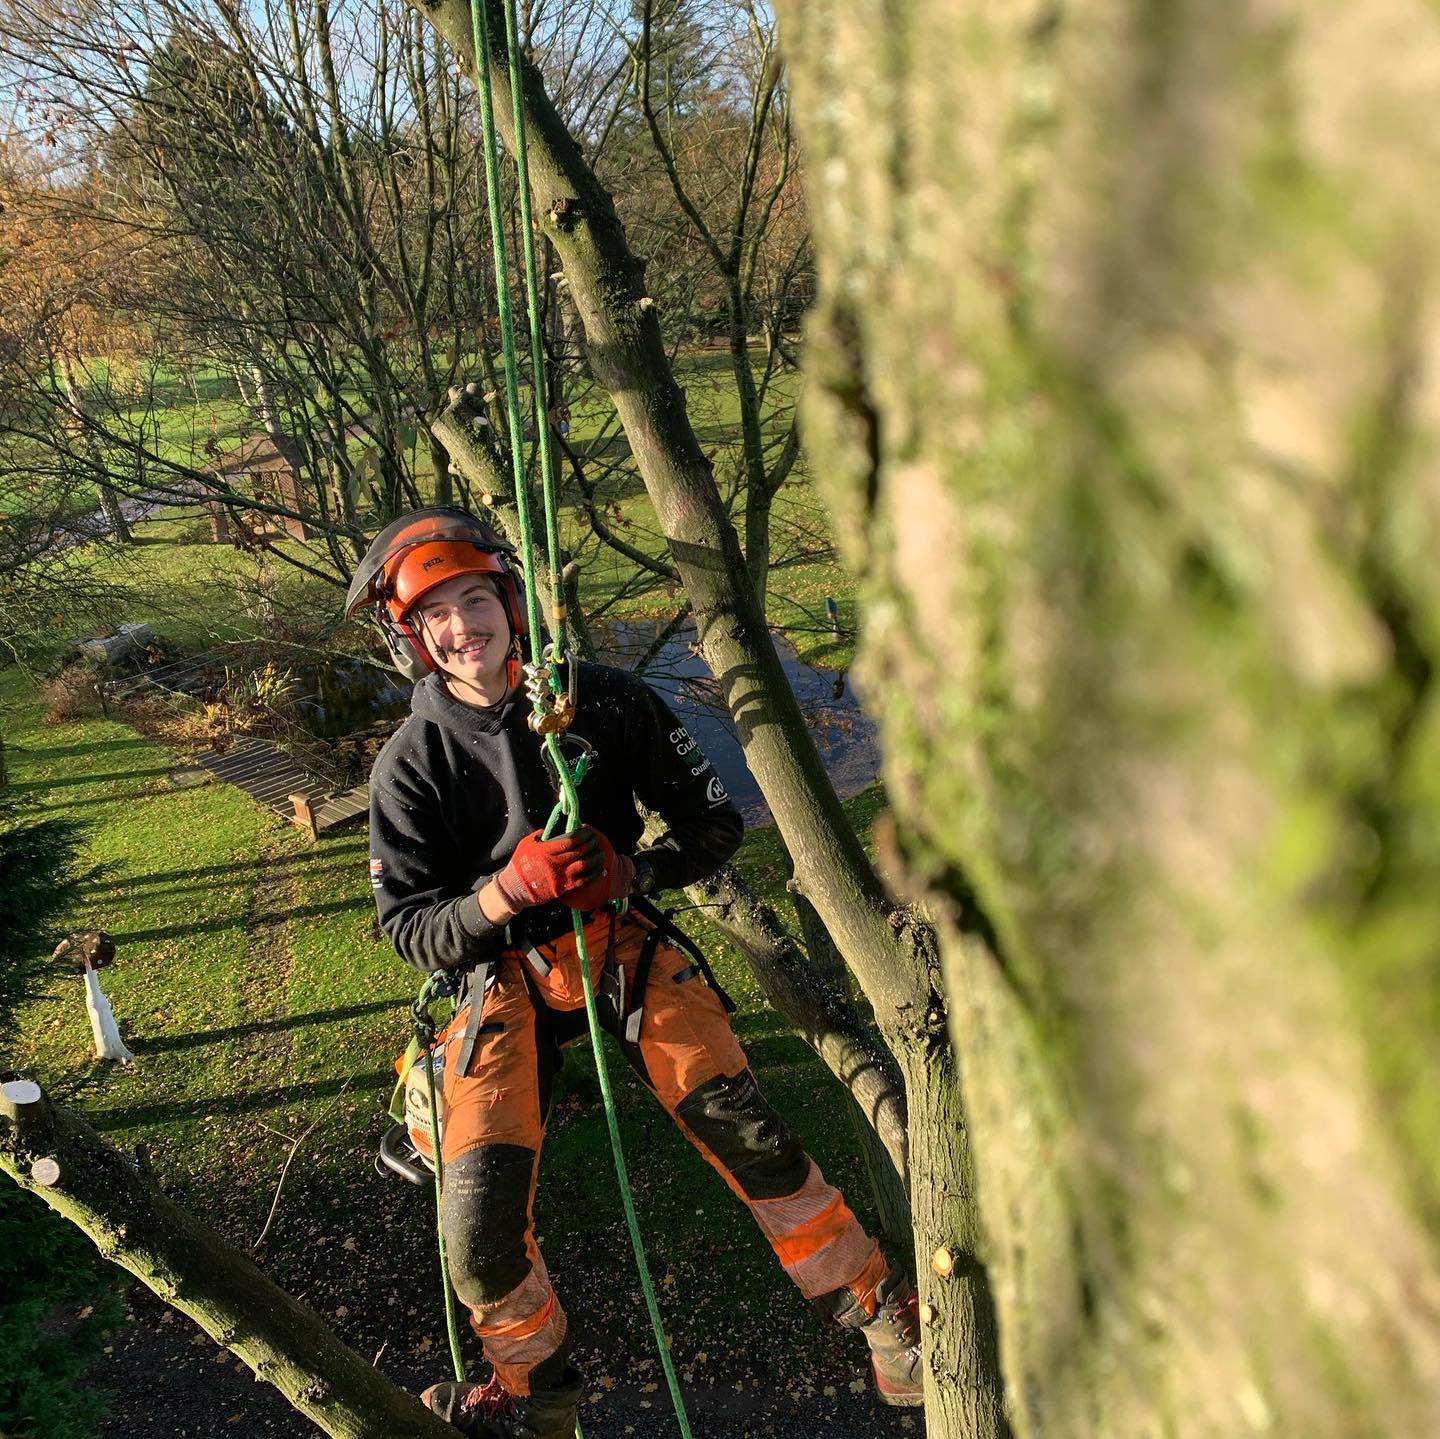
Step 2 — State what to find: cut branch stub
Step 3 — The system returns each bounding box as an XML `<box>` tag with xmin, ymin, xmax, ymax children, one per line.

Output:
<box><xmin>1</xmin><ymin>1077</ymin><xmax>45</xmax><ymax>1125</ymax></box>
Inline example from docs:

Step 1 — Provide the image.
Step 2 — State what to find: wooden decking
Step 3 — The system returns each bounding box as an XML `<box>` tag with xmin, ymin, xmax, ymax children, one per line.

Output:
<box><xmin>194</xmin><ymin>735</ymin><xmax>367</xmax><ymax>838</ymax></box>
<box><xmin>313</xmin><ymin>786</ymin><xmax>369</xmax><ymax>829</ymax></box>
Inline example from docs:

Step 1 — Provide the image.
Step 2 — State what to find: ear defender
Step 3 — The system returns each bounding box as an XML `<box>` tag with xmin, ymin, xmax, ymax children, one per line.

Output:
<box><xmin>378</xmin><ymin>609</ymin><xmax>435</xmax><ymax>684</ymax></box>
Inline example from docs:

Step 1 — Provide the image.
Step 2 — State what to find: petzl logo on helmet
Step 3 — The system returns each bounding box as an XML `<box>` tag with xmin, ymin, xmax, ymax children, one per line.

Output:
<box><xmin>421</xmin><ymin>555</ymin><xmax>446</xmax><ymax>570</ymax></box>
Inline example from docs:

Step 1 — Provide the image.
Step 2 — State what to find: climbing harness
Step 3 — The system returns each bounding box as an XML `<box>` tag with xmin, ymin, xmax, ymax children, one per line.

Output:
<box><xmin>387</xmin><ymin>3</ymin><xmax>699</xmax><ymax>1433</ymax></box>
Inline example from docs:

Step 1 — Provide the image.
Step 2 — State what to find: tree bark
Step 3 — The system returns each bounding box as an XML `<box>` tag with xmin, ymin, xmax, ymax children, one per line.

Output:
<box><xmin>0</xmin><ymin>1080</ymin><xmax>453</xmax><ymax>1438</ymax></box>
<box><xmin>59</xmin><ymin>351</ymin><xmax>131</xmax><ymax>544</ymax></box>
<box><xmin>776</xmin><ymin>0</ymin><xmax>1440</xmax><ymax>1433</ymax></box>
<box><xmin>250</xmin><ymin>363</ymin><xmax>285</xmax><ymax>444</ymax></box>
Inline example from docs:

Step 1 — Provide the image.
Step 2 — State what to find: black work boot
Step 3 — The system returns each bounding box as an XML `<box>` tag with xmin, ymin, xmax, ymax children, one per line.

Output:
<box><xmin>421</xmin><ymin>1361</ymin><xmax>581</xmax><ymax>1438</ymax></box>
<box><xmin>816</xmin><ymin>1263</ymin><xmax>924</xmax><ymax>1407</ymax></box>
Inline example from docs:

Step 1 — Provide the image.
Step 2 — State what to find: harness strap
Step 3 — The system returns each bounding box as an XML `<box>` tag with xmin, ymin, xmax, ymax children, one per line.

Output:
<box><xmin>631</xmin><ymin>897</ymin><xmax>737</xmax><ymax>1015</ymax></box>
<box><xmin>451</xmin><ymin>960</ymin><xmax>494</xmax><ymax>1079</ymax></box>
<box><xmin>623</xmin><ymin>924</ymin><xmax>665</xmax><ymax>1045</ymax></box>
<box><xmin>601</xmin><ymin>908</ymin><xmax>626</xmax><ymax>1027</ymax></box>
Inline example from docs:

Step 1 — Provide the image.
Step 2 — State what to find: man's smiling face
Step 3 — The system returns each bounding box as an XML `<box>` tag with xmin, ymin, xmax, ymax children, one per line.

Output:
<box><xmin>414</xmin><ymin>572</ymin><xmax>513</xmax><ymax>703</ymax></box>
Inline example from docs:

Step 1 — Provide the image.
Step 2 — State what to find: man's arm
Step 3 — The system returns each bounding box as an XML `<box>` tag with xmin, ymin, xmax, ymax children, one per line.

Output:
<box><xmin>369</xmin><ymin>760</ymin><xmax>511</xmax><ymax>973</ymax></box>
<box><xmin>624</xmin><ymin>675</ymin><xmax>744</xmax><ymax>894</ymax></box>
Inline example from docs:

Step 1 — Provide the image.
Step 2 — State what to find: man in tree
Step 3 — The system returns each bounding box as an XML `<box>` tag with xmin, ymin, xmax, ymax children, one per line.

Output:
<box><xmin>347</xmin><ymin>508</ymin><xmax>922</xmax><ymax>1437</ymax></box>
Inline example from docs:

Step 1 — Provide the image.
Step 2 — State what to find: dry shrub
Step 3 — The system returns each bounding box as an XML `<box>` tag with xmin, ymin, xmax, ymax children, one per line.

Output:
<box><xmin>116</xmin><ymin>663</ymin><xmax>302</xmax><ymax>756</ymax></box>
<box><xmin>39</xmin><ymin>667</ymin><xmax>105</xmax><ymax>723</ymax></box>
<box><xmin>121</xmin><ymin>691</ymin><xmax>227</xmax><ymax>750</ymax></box>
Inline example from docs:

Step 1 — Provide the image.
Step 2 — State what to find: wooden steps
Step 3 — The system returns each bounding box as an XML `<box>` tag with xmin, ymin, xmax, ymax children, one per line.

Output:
<box><xmin>193</xmin><ymin>736</ymin><xmax>367</xmax><ymax>839</ymax></box>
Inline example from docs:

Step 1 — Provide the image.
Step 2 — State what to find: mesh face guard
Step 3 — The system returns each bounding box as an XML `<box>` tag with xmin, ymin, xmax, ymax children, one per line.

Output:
<box><xmin>345</xmin><ymin>507</ymin><xmax>527</xmax><ymax>683</ymax></box>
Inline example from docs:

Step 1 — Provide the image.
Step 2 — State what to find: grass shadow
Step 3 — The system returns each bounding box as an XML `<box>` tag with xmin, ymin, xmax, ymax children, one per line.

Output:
<box><xmin>0</xmin><ymin>804</ymin><xmax>90</xmax><ymax>1042</ymax></box>
<box><xmin>129</xmin><ymin>999</ymin><xmax>403</xmax><ymax>1055</ymax></box>
<box><xmin>109</xmin><ymin>894</ymin><xmax>371</xmax><ymax>946</ymax></box>
<box><xmin>84</xmin><ymin>1070</ymin><xmax>391</xmax><ymax>1131</ymax></box>
<box><xmin>9</xmin><ymin>738</ymin><xmax>153</xmax><ymax>761</ymax></box>
<box><xmin>7</xmin><ymin>765</ymin><xmax>175</xmax><ymax>794</ymax></box>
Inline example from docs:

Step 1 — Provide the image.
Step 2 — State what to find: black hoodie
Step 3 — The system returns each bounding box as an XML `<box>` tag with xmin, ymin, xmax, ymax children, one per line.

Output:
<box><xmin>368</xmin><ymin>663</ymin><xmax>743</xmax><ymax>973</ymax></box>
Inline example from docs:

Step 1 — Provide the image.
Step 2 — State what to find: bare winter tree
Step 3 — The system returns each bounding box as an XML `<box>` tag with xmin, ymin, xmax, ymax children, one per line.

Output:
<box><xmin>406</xmin><ymin>4</ymin><xmax>1008</xmax><ymax>1433</ymax></box>
<box><xmin>622</xmin><ymin>0</ymin><xmax>810</xmax><ymax>605</ymax></box>
<box><xmin>0</xmin><ymin>0</ymin><xmax>512</xmax><ymax>555</ymax></box>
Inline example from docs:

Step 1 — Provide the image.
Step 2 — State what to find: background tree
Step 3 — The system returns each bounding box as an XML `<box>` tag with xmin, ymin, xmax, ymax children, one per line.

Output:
<box><xmin>0</xmin><ymin>143</ymin><xmax>139</xmax><ymax>661</ymax></box>
<box><xmin>624</xmin><ymin>0</ymin><xmax>808</xmax><ymax>603</ymax></box>
<box><xmin>0</xmin><ymin>139</ymin><xmax>141</xmax><ymax>545</ymax></box>
<box><xmin>773</xmin><ymin>1</ymin><xmax>1440</xmax><ymax>1435</ymax></box>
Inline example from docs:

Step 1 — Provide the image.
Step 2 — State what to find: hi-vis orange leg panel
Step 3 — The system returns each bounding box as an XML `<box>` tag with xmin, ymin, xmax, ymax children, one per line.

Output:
<box><xmin>438</xmin><ymin>967</ymin><xmax>566</xmax><ymax>1397</ymax></box>
<box><xmin>611</xmin><ymin>927</ymin><xmax>882</xmax><ymax>1302</ymax></box>
<box><xmin>466</xmin><ymin>1251</ymin><xmax>568</xmax><ymax>1396</ymax></box>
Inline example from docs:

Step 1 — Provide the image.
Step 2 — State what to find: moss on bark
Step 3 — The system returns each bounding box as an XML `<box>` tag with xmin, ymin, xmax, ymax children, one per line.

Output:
<box><xmin>777</xmin><ymin>0</ymin><xmax>1440</xmax><ymax>1433</ymax></box>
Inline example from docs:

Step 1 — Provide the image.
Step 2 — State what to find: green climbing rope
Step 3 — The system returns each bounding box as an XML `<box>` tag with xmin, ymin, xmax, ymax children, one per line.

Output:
<box><xmin>416</xmin><ymin>5</ymin><xmax>697</xmax><ymax>1435</ymax></box>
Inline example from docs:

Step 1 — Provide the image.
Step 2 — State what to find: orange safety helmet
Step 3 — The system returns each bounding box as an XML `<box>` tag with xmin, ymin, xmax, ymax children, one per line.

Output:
<box><xmin>344</xmin><ymin>508</ymin><xmax>528</xmax><ymax>684</ymax></box>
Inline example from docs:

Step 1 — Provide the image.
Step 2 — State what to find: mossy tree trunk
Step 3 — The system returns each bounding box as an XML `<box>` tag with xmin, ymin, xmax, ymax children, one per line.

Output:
<box><xmin>775</xmin><ymin>1</ymin><xmax>1440</xmax><ymax>1433</ymax></box>
<box><xmin>406</xmin><ymin>7</ymin><xmax>1008</xmax><ymax>1433</ymax></box>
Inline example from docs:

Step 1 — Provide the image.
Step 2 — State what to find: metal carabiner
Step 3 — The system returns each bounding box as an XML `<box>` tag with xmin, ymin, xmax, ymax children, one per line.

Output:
<box><xmin>541</xmin><ymin>730</ymin><xmax>595</xmax><ymax>797</ymax></box>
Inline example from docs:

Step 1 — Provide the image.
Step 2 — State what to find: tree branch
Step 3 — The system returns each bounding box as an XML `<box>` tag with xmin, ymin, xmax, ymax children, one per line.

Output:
<box><xmin>0</xmin><ymin>1079</ymin><xmax>453</xmax><ymax>1439</ymax></box>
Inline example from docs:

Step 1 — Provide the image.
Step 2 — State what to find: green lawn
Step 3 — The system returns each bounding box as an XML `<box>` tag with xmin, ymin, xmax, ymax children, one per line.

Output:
<box><xmin>0</xmin><ymin>664</ymin><xmax>892</xmax><ymax>1410</ymax></box>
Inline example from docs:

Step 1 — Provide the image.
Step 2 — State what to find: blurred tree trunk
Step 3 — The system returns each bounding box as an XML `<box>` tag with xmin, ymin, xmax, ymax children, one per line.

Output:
<box><xmin>776</xmin><ymin>1</ymin><xmax>1440</xmax><ymax>1434</ymax></box>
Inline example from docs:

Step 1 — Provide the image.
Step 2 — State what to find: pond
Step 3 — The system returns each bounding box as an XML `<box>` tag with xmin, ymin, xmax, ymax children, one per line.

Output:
<box><xmin>293</xmin><ymin>623</ymin><xmax>881</xmax><ymax>826</ymax></box>
<box><xmin>588</xmin><ymin>619</ymin><xmax>880</xmax><ymax>826</ymax></box>
<box><xmin>290</xmin><ymin>657</ymin><xmax>410</xmax><ymax>739</ymax></box>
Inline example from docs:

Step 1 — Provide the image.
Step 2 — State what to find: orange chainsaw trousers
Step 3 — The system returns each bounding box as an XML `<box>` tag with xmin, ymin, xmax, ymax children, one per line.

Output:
<box><xmin>435</xmin><ymin>907</ymin><xmax>885</xmax><ymax>1396</ymax></box>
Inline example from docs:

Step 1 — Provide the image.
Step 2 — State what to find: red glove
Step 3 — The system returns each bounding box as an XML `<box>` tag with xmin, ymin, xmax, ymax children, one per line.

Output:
<box><xmin>494</xmin><ymin>828</ymin><xmax>605</xmax><ymax>911</ymax></box>
<box><xmin>560</xmin><ymin>827</ymin><xmax>636</xmax><ymax>911</ymax></box>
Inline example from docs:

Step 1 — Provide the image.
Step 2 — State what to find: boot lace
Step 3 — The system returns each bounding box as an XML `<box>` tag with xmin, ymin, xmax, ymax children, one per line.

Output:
<box><xmin>460</xmin><ymin>1371</ymin><xmax>517</xmax><ymax>1418</ymax></box>
<box><xmin>885</xmin><ymin>1289</ymin><xmax>922</xmax><ymax>1358</ymax></box>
